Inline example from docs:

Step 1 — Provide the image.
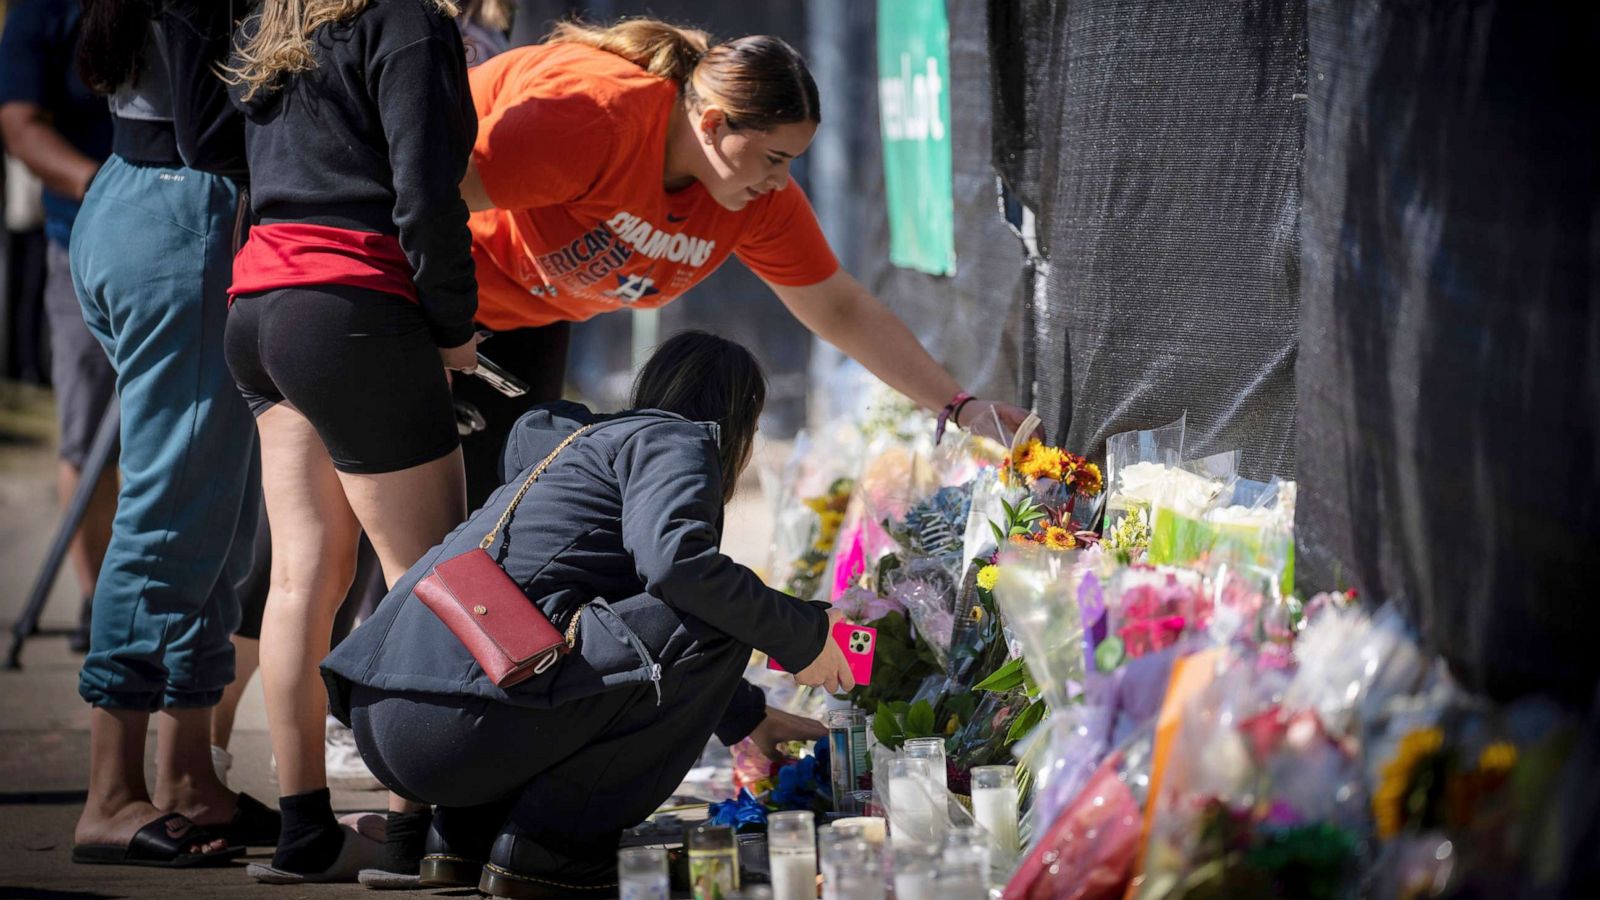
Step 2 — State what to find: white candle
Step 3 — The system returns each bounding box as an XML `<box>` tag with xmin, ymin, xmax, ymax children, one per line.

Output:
<box><xmin>893</xmin><ymin>870</ymin><xmax>933</xmax><ymax>900</ymax></box>
<box><xmin>971</xmin><ymin>785</ymin><xmax>1020</xmax><ymax>857</ymax></box>
<box><xmin>770</xmin><ymin>847</ymin><xmax>818</xmax><ymax>900</ymax></box>
<box><xmin>888</xmin><ymin>776</ymin><xmax>942</xmax><ymax>847</ymax></box>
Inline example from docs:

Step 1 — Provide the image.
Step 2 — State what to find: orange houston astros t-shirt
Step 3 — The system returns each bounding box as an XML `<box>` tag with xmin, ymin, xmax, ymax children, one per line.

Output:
<box><xmin>466</xmin><ymin>42</ymin><xmax>842</xmax><ymax>331</ymax></box>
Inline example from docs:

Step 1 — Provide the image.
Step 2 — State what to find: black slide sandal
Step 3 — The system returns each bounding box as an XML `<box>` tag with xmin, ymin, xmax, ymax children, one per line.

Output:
<box><xmin>71</xmin><ymin>813</ymin><xmax>244</xmax><ymax>868</ymax></box>
<box><xmin>221</xmin><ymin>792</ymin><xmax>281</xmax><ymax>847</ymax></box>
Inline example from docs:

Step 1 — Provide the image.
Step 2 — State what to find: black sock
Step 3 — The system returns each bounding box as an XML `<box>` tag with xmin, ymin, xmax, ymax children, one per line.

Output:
<box><xmin>379</xmin><ymin>810</ymin><xmax>431</xmax><ymax>874</ymax></box>
<box><xmin>272</xmin><ymin>788</ymin><xmax>343</xmax><ymax>873</ymax></box>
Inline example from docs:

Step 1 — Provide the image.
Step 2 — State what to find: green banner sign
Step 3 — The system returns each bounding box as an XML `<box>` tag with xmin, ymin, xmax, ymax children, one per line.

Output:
<box><xmin>877</xmin><ymin>0</ymin><xmax>956</xmax><ymax>276</ymax></box>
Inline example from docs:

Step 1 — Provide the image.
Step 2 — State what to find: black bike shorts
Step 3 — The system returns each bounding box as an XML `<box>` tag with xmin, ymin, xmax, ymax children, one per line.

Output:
<box><xmin>226</xmin><ymin>285</ymin><xmax>459</xmax><ymax>474</ymax></box>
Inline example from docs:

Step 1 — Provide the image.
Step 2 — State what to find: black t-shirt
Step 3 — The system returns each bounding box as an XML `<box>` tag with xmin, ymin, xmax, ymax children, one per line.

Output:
<box><xmin>0</xmin><ymin>0</ymin><xmax>114</xmax><ymax>246</ymax></box>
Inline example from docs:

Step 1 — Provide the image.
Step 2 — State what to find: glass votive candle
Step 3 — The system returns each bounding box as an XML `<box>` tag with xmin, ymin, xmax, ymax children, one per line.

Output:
<box><xmin>820</xmin><ymin>832</ymin><xmax>876</xmax><ymax>900</ymax></box>
<box><xmin>828</xmin><ymin>709</ymin><xmax>871</xmax><ymax>815</ymax></box>
<box><xmin>832</xmin><ymin>855</ymin><xmax>887</xmax><ymax>900</ymax></box>
<box><xmin>901</xmin><ymin>738</ymin><xmax>949</xmax><ymax>797</ymax></box>
<box><xmin>886</xmin><ymin>757</ymin><xmax>944</xmax><ymax>848</ymax></box>
<box><xmin>768</xmin><ymin>811</ymin><xmax>818</xmax><ymax>900</ymax></box>
<box><xmin>933</xmin><ymin>843</ymin><xmax>987</xmax><ymax>898</ymax></box>
<box><xmin>969</xmin><ymin>765</ymin><xmax>1020</xmax><ymax>861</ymax></box>
<box><xmin>891</xmin><ymin>841</ymin><xmax>939</xmax><ymax>900</ymax></box>
<box><xmin>618</xmin><ymin>845</ymin><xmax>669</xmax><ymax>900</ymax></box>
<box><xmin>688</xmin><ymin>823</ymin><xmax>740</xmax><ymax>899</ymax></box>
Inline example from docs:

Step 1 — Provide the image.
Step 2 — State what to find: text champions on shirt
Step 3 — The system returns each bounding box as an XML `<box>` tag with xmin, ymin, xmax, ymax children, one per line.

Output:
<box><xmin>531</xmin><ymin>209</ymin><xmax>716</xmax><ymax>290</ymax></box>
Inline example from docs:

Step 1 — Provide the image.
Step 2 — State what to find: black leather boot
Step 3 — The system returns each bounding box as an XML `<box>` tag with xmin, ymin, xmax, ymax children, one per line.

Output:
<box><xmin>418</xmin><ymin>800</ymin><xmax>513</xmax><ymax>888</ymax></box>
<box><xmin>477</xmin><ymin>826</ymin><xmax>621</xmax><ymax>900</ymax></box>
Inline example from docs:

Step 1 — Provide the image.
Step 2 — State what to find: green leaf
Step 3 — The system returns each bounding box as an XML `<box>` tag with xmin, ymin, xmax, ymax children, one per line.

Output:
<box><xmin>906</xmin><ymin>699</ymin><xmax>936</xmax><ymax>736</ymax></box>
<box><xmin>973</xmin><ymin>657</ymin><xmax>1028</xmax><ymax>693</ymax></box>
<box><xmin>1006</xmin><ymin>700</ymin><xmax>1047</xmax><ymax>744</ymax></box>
<box><xmin>989</xmin><ymin>522</ymin><xmax>1006</xmax><ymax>548</ymax></box>
<box><xmin>1094</xmin><ymin>635</ymin><xmax>1126</xmax><ymax>672</ymax></box>
<box><xmin>872</xmin><ymin>709</ymin><xmax>900</xmax><ymax>747</ymax></box>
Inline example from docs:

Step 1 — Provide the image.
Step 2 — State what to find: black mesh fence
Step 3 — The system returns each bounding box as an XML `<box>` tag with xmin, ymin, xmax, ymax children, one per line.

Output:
<box><xmin>990</xmin><ymin>0</ymin><xmax>1305</xmax><ymax>481</ymax></box>
<box><xmin>1299</xmin><ymin>0</ymin><xmax>1600</xmax><ymax>707</ymax></box>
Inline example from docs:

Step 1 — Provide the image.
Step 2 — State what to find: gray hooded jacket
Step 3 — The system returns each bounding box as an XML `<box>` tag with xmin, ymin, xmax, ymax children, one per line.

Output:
<box><xmin>322</xmin><ymin>402</ymin><xmax>829</xmax><ymax>741</ymax></box>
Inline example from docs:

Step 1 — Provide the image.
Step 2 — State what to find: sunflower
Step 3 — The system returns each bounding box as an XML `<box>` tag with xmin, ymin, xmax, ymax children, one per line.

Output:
<box><xmin>976</xmin><ymin>565</ymin><xmax>1000</xmax><ymax>592</ymax></box>
<box><xmin>1373</xmin><ymin>727</ymin><xmax>1445</xmax><ymax>839</ymax></box>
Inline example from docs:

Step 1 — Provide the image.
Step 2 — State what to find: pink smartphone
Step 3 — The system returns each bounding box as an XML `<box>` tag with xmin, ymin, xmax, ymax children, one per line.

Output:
<box><xmin>768</xmin><ymin>620</ymin><xmax>876</xmax><ymax>686</ymax></box>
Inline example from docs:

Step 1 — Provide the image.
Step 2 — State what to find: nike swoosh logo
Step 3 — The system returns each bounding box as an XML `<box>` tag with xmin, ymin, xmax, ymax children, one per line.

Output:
<box><xmin>166</xmin><ymin>819</ymin><xmax>192</xmax><ymax>839</ymax></box>
<box><xmin>666</xmin><ymin>213</ymin><xmax>687</xmax><ymax>223</ymax></box>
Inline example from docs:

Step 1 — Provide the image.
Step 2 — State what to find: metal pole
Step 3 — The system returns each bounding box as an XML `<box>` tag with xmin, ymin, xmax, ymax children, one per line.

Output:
<box><xmin>6</xmin><ymin>401</ymin><xmax>118</xmax><ymax>669</ymax></box>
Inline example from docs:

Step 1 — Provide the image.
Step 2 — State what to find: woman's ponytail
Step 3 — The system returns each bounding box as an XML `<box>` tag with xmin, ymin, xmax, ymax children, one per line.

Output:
<box><xmin>546</xmin><ymin>18</ymin><xmax>711</xmax><ymax>85</ymax></box>
<box><xmin>548</xmin><ymin>18</ymin><xmax>819</xmax><ymax>132</ymax></box>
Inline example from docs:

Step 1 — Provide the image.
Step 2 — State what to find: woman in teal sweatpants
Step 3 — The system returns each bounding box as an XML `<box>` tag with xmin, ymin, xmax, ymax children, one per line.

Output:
<box><xmin>68</xmin><ymin>157</ymin><xmax>261</xmax><ymax>862</ymax></box>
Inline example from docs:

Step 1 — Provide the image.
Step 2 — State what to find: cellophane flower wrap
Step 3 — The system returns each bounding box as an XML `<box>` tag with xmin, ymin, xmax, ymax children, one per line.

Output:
<box><xmin>764</xmin><ymin>427</ymin><xmax>861</xmax><ymax>602</ymax></box>
<box><xmin>1131</xmin><ymin>645</ymin><xmax>1366</xmax><ymax>900</ymax></box>
<box><xmin>1003</xmin><ymin>728</ymin><xmax>1156</xmax><ymax>900</ymax></box>
<box><xmin>1102</xmin><ymin>416</ymin><xmax>1186</xmax><ymax>547</ymax></box>
<box><xmin>1148</xmin><ymin>475</ymin><xmax>1297</xmax><ymax>595</ymax></box>
<box><xmin>1361</xmin><ymin>675</ymin><xmax>1578</xmax><ymax>898</ymax></box>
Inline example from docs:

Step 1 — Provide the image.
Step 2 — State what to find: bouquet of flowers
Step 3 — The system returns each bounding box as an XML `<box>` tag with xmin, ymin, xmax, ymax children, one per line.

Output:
<box><xmin>1132</xmin><ymin>649</ymin><xmax>1366</xmax><ymax>900</ymax></box>
<box><xmin>1148</xmin><ymin>476</ymin><xmax>1296</xmax><ymax>594</ymax></box>
<box><xmin>1004</xmin><ymin>729</ymin><xmax>1156</xmax><ymax>900</ymax></box>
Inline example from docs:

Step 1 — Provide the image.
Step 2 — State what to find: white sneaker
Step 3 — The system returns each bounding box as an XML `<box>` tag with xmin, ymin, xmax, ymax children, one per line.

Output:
<box><xmin>325</xmin><ymin>717</ymin><xmax>383</xmax><ymax>791</ymax></box>
<box><xmin>211</xmin><ymin>745</ymin><xmax>234</xmax><ymax>788</ymax></box>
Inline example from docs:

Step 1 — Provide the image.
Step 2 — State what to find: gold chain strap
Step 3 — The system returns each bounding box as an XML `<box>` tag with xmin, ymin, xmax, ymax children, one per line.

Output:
<box><xmin>564</xmin><ymin>601</ymin><xmax>590</xmax><ymax>648</ymax></box>
<box><xmin>479</xmin><ymin>425</ymin><xmax>594</xmax><ymax>551</ymax></box>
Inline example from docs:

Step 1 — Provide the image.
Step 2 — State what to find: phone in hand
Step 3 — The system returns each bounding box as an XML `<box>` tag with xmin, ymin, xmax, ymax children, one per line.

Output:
<box><xmin>472</xmin><ymin>354</ymin><xmax>529</xmax><ymax>398</ymax></box>
<box><xmin>767</xmin><ymin>620</ymin><xmax>876</xmax><ymax>686</ymax></box>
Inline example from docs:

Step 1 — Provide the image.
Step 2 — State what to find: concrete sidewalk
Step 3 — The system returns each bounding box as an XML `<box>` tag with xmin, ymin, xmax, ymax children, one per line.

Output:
<box><xmin>0</xmin><ymin>382</ymin><xmax>781</xmax><ymax>899</ymax></box>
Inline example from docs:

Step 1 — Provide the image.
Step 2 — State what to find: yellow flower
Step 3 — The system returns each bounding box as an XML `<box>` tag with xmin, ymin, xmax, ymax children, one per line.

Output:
<box><xmin>976</xmin><ymin>565</ymin><xmax>1000</xmax><ymax>592</ymax></box>
<box><xmin>1042</xmin><ymin>525</ymin><xmax>1075</xmax><ymax>550</ymax></box>
<box><xmin>1019</xmin><ymin>446</ymin><xmax>1069</xmax><ymax>482</ymax></box>
<box><xmin>1478</xmin><ymin>741</ymin><xmax>1518</xmax><ymax>774</ymax></box>
<box><xmin>803</xmin><ymin>497</ymin><xmax>830</xmax><ymax>515</ymax></box>
<box><xmin>1373</xmin><ymin>727</ymin><xmax>1445</xmax><ymax>839</ymax></box>
<box><xmin>819</xmin><ymin>510</ymin><xmax>845</xmax><ymax>536</ymax></box>
<box><xmin>1011</xmin><ymin>439</ymin><xmax>1041</xmax><ymax>471</ymax></box>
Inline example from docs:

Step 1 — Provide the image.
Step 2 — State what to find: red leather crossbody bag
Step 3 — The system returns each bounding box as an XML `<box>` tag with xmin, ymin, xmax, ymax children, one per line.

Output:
<box><xmin>415</xmin><ymin>425</ymin><xmax>592</xmax><ymax>688</ymax></box>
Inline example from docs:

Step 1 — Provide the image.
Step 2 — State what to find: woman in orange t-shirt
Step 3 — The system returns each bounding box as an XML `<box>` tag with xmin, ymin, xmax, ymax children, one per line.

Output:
<box><xmin>452</xmin><ymin>18</ymin><xmax>1031</xmax><ymax>504</ymax></box>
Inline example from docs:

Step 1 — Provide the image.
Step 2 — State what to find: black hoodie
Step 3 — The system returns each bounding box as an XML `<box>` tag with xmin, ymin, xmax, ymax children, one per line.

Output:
<box><xmin>230</xmin><ymin>0</ymin><xmax>477</xmax><ymax>347</ymax></box>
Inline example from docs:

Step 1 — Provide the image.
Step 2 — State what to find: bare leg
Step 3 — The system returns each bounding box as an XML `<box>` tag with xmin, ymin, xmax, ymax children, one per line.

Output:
<box><xmin>152</xmin><ymin>707</ymin><xmax>238</xmax><ymax>828</ymax></box>
<box><xmin>74</xmin><ymin>707</ymin><xmax>225</xmax><ymax>854</ymax></box>
<box><xmin>335</xmin><ymin>448</ymin><xmax>467</xmax><ymax>589</ymax></box>
<box><xmin>210</xmin><ymin>634</ymin><xmax>260</xmax><ymax>751</ymax></box>
<box><xmin>256</xmin><ymin>404</ymin><xmax>361</xmax><ymax>798</ymax></box>
<box><xmin>338</xmin><ymin>452</ymin><xmax>466</xmax><ymax>841</ymax></box>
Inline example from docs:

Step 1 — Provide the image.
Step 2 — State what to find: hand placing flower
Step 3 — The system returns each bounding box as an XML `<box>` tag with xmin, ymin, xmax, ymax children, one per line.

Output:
<box><xmin>747</xmin><ymin>707</ymin><xmax>829</xmax><ymax>763</ymax></box>
<box><xmin>959</xmin><ymin>399</ymin><xmax>1041</xmax><ymax>444</ymax></box>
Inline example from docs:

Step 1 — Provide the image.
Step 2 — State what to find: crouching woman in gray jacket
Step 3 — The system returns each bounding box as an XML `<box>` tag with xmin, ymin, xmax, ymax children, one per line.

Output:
<box><xmin>321</xmin><ymin>331</ymin><xmax>854</xmax><ymax>897</ymax></box>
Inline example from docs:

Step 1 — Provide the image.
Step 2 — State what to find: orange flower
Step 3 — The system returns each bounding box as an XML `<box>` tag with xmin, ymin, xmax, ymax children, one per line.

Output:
<box><xmin>1077</xmin><ymin>461</ymin><xmax>1104</xmax><ymax>496</ymax></box>
<box><xmin>1041</xmin><ymin>525</ymin><xmax>1075</xmax><ymax>550</ymax></box>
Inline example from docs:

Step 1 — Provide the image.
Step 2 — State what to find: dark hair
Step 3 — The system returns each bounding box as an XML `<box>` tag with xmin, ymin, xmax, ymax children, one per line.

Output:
<box><xmin>631</xmin><ymin>331</ymin><xmax>766</xmax><ymax>504</ymax></box>
<box><xmin>77</xmin><ymin>0</ymin><xmax>155</xmax><ymax>95</ymax></box>
<box><xmin>548</xmin><ymin>19</ymin><xmax>820</xmax><ymax>131</ymax></box>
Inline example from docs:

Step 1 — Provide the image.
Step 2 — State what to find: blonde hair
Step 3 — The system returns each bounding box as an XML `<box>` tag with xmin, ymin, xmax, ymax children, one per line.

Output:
<box><xmin>226</xmin><ymin>0</ymin><xmax>462</xmax><ymax>102</ymax></box>
<box><xmin>461</xmin><ymin>0</ymin><xmax>514</xmax><ymax>33</ymax></box>
<box><xmin>548</xmin><ymin>17</ymin><xmax>819</xmax><ymax>131</ymax></box>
